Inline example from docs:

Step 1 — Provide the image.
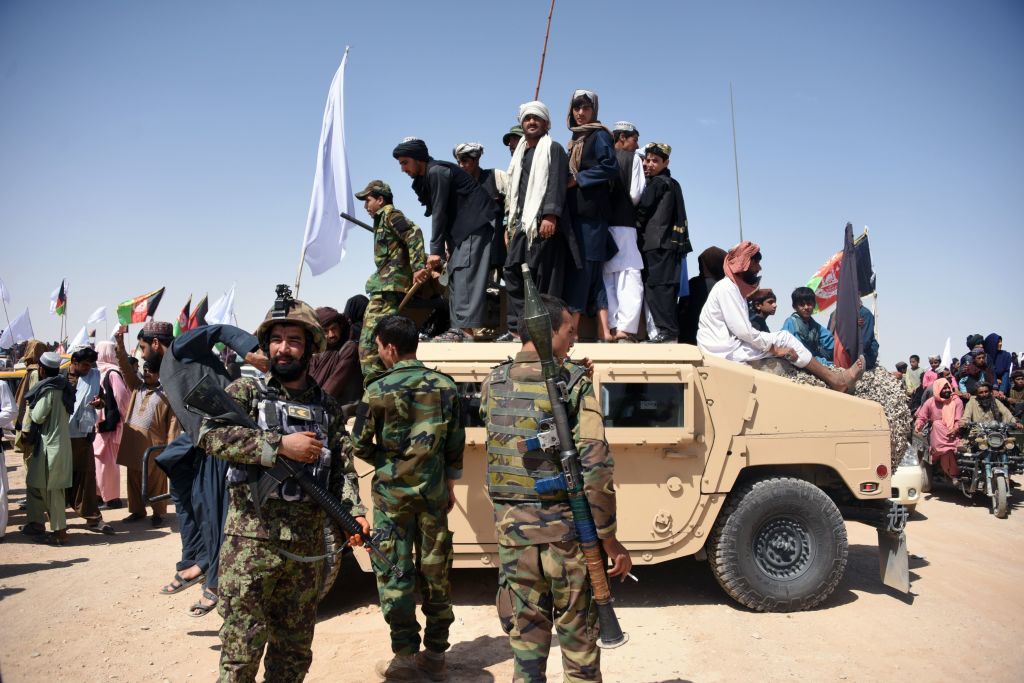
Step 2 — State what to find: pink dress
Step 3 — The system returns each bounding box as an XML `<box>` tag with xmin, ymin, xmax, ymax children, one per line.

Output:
<box><xmin>915</xmin><ymin>395</ymin><xmax>964</xmax><ymax>477</ymax></box>
<box><xmin>94</xmin><ymin>363</ymin><xmax>131</xmax><ymax>502</ymax></box>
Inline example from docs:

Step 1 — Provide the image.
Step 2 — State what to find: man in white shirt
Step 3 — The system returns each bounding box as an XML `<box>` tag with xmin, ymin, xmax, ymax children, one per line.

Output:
<box><xmin>697</xmin><ymin>241</ymin><xmax>863</xmax><ymax>393</ymax></box>
<box><xmin>604</xmin><ymin>121</ymin><xmax>646</xmax><ymax>342</ymax></box>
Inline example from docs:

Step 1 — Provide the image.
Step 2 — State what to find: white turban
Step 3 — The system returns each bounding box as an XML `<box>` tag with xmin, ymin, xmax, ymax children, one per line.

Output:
<box><xmin>453</xmin><ymin>142</ymin><xmax>484</xmax><ymax>160</ymax></box>
<box><xmin>518</xmin><ymin>100</ymin><xmax>550</xmax><ymax>124</ymax></box>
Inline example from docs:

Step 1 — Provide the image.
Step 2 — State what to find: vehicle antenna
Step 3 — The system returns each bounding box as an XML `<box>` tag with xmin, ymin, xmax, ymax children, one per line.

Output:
<box><xmin>730</xmin><ymin>82</ymin><xmax>744</xmax><ymax>242</ymax></box>
<box><xmin>534</xmin><ymin>0</ymin><xmax>556</xmax><ymax>100</ymax></box>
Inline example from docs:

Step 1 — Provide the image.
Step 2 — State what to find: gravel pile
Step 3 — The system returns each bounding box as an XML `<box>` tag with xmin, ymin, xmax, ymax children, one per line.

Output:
<box><xmin>749</xmin><ymin>359</ymin><xmax>912</xmax><ymax>470</ymax></box>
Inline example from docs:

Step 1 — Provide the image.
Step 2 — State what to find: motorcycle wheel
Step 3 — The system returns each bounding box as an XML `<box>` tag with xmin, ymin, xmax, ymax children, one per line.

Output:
<box><xmin>992</xmin><ymin>474</ymin><xmax>1009</xmax><ymax>519</ymax></box>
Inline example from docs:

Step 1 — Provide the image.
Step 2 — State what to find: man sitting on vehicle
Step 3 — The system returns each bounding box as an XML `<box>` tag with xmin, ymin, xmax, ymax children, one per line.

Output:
<box><xmin>697</xmin><ymin>241</ymin><xmax>864</xmax><ymax>393</ymax></box>
<box><xmin>962</xmin><ymin>381</ymin><xmax>1021</xmax><ymax>428</ymax></box>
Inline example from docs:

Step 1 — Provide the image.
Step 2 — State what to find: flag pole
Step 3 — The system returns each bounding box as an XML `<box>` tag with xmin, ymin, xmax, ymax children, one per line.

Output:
<box><xmin>1</xmin><ymin>299</ymin><xmax>11</xmax><ymax>336</ymax></box>
<box><xmin>294</xmin><ymin>243</ymin><xmax>308</xmax><ymax>297</ymax></box>
<box><xmin>534</xmin><ymin>0</ymin><xmax>556</xmax><ymax>99</ymax></box>
<box><xmin>730</xmin><ymin>83</ymin><xmax>744</xmax><ymax>243</ymax></box>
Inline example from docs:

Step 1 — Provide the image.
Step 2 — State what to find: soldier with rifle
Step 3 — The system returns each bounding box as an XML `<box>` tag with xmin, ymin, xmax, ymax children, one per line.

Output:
<box><xmin>197</xmin><ymin>286</ymin><xmax>371</xmax><ymax>682</ymax></box>
<box><xmin>480</xmin><ymin>269</ymin><xmax>631</xmax><ymax>682</ymax></box>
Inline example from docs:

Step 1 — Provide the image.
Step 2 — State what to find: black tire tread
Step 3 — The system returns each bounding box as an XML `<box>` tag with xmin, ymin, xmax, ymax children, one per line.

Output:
<box><xmin>707</xmin><ymin>476</ymin><xmax>848</xmax><ymax>613</ymax></box>
<box><xmin>993</xmin><ymin>474</ymin><xmax>1009</xmax><ymax>519</ymax></box>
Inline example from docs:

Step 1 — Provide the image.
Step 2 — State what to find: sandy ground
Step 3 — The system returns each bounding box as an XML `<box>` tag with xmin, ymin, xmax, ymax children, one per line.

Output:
<box><xmin>3</xmin><ymin>457</ymin><xmax>1024</xmax><ymax>683</ymax></box>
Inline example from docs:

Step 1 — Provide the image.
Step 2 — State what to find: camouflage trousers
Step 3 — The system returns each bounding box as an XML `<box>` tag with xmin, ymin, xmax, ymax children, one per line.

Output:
<box><xmin>497</xmin><ymin>541</ymin><xmax>600</xmax><ymax>683</ymax></box>
<box><xmin>372</xmin><ymin>506</ymin><xmax>455</xmax><ymax>656</ymax></box>
<box><xmin>359</xmin><ymin>292</ymin><xmax>402</xmax><ymax>386</ymax></box>
<box><xmin>217</xmin><ymin>534</ymin><xmax>322</xmax><ymax>683</ymax></box>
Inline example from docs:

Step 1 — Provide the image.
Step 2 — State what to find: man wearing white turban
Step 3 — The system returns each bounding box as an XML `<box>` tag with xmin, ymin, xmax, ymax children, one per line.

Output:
<box><xmin>498</xmin><ymin>101</ymin><xmax>582</xmax><ymax>341</ymax></box>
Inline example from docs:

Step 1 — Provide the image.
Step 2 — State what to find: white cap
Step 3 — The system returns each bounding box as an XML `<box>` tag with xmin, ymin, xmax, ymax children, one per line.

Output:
<box><xmin>40</xmin><ymin>351</ymin><xmax>62</xmax><ymax>369</ymax></box>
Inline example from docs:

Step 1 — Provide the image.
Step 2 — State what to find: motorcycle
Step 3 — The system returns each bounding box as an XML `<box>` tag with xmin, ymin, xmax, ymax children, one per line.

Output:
<box><xmin>919</xmin><ymin>421</ymin><xmax>1019</xmax><ymax>519</ymax></box>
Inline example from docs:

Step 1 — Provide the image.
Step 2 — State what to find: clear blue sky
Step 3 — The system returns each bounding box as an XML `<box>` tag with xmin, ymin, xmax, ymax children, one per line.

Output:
<box><xmin>2</xmin><ymin>0</ymin><xmax>1022</xmax><ymax>366</ymax></box>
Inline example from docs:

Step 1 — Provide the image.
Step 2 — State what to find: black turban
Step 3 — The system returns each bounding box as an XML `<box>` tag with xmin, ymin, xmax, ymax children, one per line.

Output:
<box><xmin>392</xmin><ymin>138</ymin><xmax>429</xmax><ymax>162</ymax></box>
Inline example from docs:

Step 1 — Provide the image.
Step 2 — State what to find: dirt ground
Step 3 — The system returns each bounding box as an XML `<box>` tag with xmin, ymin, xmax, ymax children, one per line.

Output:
<box><xmin>2</xmin><ymin>459</ymin><xmax>1023</xmax><ymax>683</ymax></box>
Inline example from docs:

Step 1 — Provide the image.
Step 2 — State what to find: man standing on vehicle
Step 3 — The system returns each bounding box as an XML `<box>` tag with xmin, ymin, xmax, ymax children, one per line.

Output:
<box><xmin>351</xmin><ymin>315</ymin><xmax>464</xmax><ymax>682</ymax></box>
<box><xmin>198</xmin><ymin>288</ymin><xmax>368</xmax><ymax>681</ymax></box>
<box><xmin>480</xmin><ymin>293</ymin><xmax>631</xmax><ymax>682</ymax></box>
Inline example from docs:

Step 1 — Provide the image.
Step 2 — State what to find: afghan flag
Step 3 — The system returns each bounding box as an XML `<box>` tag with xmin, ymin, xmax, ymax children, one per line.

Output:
<box><xmin>173</xmin><ymin>295</ymin><xmax>192</xmax><ymax>336</ymax></box>
<box><xmin>832</xmin><ymin>223</ymin><xmax>864</xmax><ymax>369</ymax></box>
<box><xmin>188</xmin><ymin>294</ymin><xmax>208</xmax><ymax>330</ymax></box>
<box><xmin>51</xmin><ymin>280</ymin><xmax>67</xmax><ymax>316</ymax></box>
<box><xmin>805</xmin><ymin>228</ymin><xmax>875</xmax><ymax>312</ymax></box>
<box><xmin>116</xmin><ymin>286</ymin><xmax>165</xmax><ymax>325</ymax></box>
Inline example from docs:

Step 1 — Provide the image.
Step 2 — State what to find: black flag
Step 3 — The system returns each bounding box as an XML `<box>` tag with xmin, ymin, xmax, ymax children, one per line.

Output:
<box><xmin>833</xmin><ymin>223</ymin><xmax>863</xmax><ymax>369</ymax></box>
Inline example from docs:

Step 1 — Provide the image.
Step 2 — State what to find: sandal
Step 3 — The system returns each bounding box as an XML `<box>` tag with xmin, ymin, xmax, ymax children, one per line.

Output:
<box><xmin>123</xmin><ymin>513</ymin><xmax>147</xmax><ymax>523</ymax></box>
<box><xmin>189</xmin><ymin>590</ymin><xmax>219</xmax><ymax>617</ymax></box>
<box><xmin>430</xmin><ymin>329</ymin><xmax>473</xmax><ymax>343</ymax></box>
<box><xmin>20</xmin><ymin>522</ymin><xmax>46</xmax><ymax>536</ymax></box>
<box><xmin>45</xmin><ymin>530</ymin><xmax>70</xmax><ymax>546</ymax></box>
<box><xmin>160</xmin><ymin>571</ymin><xmax>205</xmax><ymax>595</ymax></box>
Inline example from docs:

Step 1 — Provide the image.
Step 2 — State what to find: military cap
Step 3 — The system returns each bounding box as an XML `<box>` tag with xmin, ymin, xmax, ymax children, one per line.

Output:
<box><xmin>355</xmin><ymin>180</ymin><xmax>393</xmax><ymax>201</ymax></box>
<box><xmin>502</xmin><ymin>125</ymin><xmax>525</xmax><ymax>145</ymax></box>
<box><xmin>141</xmin><ymin>320</ymin><xmax>174</xmax><ymax>338</ymax></box>
<box><xmin>40</xmin><ymin>351</ymin><xmax>62</xmax><ymax>369</ymax></box>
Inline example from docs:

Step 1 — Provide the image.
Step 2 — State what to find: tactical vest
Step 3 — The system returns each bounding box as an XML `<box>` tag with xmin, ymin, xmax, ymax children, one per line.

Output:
<box><xmin>484</xmin><ymin>360</ymin><xmax>587</xmax><ymax>504</ymax></box>
<box><xmin>226</xmin><ymin>379</ymin><xmax>332</xmax><ymax>503</ymax></box>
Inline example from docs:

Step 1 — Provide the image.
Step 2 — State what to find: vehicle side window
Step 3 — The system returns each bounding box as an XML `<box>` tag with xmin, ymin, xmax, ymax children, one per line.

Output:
<box><xmin>601</xmin><ymin>383</ymin><xmax>686</xmax><ymax>428</ymax></box>
<box><xmin>458</xmin><ymin>382</ymin><xmax>486</xmax><ymax>428</ymax></box>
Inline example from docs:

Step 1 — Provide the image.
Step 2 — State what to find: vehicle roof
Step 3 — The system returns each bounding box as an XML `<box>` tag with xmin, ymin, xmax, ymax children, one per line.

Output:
<box><xmin>415</xmin><ymin>342</ymin><xmax>706</xmax><ymax>365</ymax></box>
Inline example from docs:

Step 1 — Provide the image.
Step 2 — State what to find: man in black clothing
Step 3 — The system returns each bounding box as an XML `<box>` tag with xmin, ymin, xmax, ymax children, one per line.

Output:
<box><xmin>637</xmin><ymin>143</ymin><xmax>691</xmax><ymax>343</ymax></box>
<box><xmin>604</xmin><ymin>121</ymin><xmax>645</xmax><ymax>342</ymax></box>
<box><xmin>394</xmin><ymin>138</ymin><xmax>496</xmax><ymax>342</ymax></box>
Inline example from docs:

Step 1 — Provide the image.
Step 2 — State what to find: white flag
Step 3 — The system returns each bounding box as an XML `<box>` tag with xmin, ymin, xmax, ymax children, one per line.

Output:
<box><xmin>69</xmin><ymin>325</ymin><xmax>90</xmax><ymax>350</ymax></box>
<box><xmin>0</xmin><ymin>308</ymin><xmax>34</xmax><ymax>348</ymax></box>
<box><xmin>207</xmin><ymin>284</ymin><xmax>236</xmax><ymax>325</ymax></box>
<box><xmin>940</xmin><ymin>337</ymin><xmax>951</xmax><ymax>370</ymax></box>
<box><xmin>0</xmin><ymin>277</ymin><xmax>10</xmax><ymax>304</ymax></box>
<box><xmin>87</xmin><ymin>306</ymin><xmax>107</xmax><ymax>325</ymax></box>
<box><xmin>301</xmin><ymin>48</ymin><xmax>357</xmax><ymax>276</ymax></box>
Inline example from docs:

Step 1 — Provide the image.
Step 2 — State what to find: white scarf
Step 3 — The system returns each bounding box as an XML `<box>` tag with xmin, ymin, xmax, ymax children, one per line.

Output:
<box><xmin>505</xmin><ymin>133</ymin><xmax>552</xmax><ymax>245</ymax></box>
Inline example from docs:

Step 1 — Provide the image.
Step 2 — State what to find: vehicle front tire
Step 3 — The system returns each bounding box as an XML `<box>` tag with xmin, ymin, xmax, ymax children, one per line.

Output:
<box><xmin>992</xmin><ymin>474</ymin><xmax>1009</xmax><ymax>519</ymax></box>
<box><xmin>708</xmin><ymin>477</ymin><xmax>848</xmax><ymax>612</ymax></box>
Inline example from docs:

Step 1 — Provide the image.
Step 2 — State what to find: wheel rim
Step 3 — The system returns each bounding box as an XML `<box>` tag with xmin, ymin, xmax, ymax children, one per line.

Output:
<box><xmin>753</xmin><ymin>516</ymin><xmax>815</xmax><ymax>580</ymax></box>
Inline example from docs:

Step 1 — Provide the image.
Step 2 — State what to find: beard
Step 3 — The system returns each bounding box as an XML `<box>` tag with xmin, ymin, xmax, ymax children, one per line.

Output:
<box><xmin>270</xmin><ymin>354</ymin><xmax>307</xmax><ymax>382</ymax></box>
<box><xmin>939</xmin><ymin>391</ymin><xmax>952</xmax><ymax>399</ymax></box>
<box><xmin>143</xmin><ymin>347</ymin><xmax>163</xmax><ymax>371</ymax></box>
<box><xmin>977</xmin><ymin>397</ymin><xmax>993</xmax><ymax>410</ymax></box>
<box><xmin>741</xmin><ymin>271</ymin><xmax>761</xmax><ymax>286</ymax></box>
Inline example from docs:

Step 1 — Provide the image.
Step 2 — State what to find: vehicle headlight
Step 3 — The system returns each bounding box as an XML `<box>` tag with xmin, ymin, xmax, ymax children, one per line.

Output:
<box><xmin>987</xmin><ymin>433</ymin><xmax>1005</xmax><ymax>449</ymax></box>
<box><xmin>908</xmin><ymin>487</ymin><xmax>918</xmax><ymax>498</ymax></box>
<box><xmin>1004</xmin><ymin>438</ymin><xmax>1016</xmax><ymax>450</ymax></box>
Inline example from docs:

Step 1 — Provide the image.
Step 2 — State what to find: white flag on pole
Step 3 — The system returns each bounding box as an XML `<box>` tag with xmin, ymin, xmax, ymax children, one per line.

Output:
<box><xmin>0</xmin><ymin>277</ymin><xmax>10</xmax><ymax>304</ymax></box>
<box><xmin>301</xmin><ymin>48</ymin><xmax>357</xmax><ymax>276</ymax></box>
<box><xmin>0</xmin><ymin>308</ymin><xmax>34</xmax><ymax>348</ymax></box>
<box><xmin>207</xmin><ymin>284</ymin><xmax>236</xmax><ymax>325</ymax></box>
<box><xmin>87</xmin><ymin>306</ymin><xmax>107</xmax><ymax>325</ymax></box>
<box><xmin>69</xmin><ymin>325</ymin><xmax>90</xmax><ymax>350</ymax></box>
<box><xmin>940</xmin><ymin>337</ymin><xmax>951</xmax><ymax>370</ymax></box>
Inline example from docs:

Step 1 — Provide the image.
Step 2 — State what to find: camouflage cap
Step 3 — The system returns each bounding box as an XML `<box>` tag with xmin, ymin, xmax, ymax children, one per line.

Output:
<box><xmin>355</xmin><ymin>179</ymin><xmax>392</xmax><ymax>201</ymax></box>
<box><xmin>644</xmin><ymin>142</ymin><xmax>672</xmax><ymax>159</ymax></box>
<box><xmin>502</xmin><ymin>125</ymin><xmax>525</xmax><ymax>145</ymax></box>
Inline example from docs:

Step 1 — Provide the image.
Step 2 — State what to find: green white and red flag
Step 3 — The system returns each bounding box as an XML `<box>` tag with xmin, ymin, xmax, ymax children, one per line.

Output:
<box><xmin>116</xmin><ymin>286</ymin><xmax>165</xmax><ymax>325</ymax></box>
<box><xmin>173</xmin><ymin>295</ymin><xmax>192</xmax><ymax>336</ymax></box>
<box><xmin>805</xmin><ymin>230</ymin><xmax>875</xmax><ymax>312</ymax></box>
<box><xmin>50</xmin><ymin>280</ymin><xmax>67</xmax><ymax>316</ymax></box>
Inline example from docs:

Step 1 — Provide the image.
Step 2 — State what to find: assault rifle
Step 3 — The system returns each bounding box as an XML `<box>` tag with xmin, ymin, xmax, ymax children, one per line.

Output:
<box><xmin>184</xmin><ymin>374</ymin><xmax>403</xmax><ymax>578</ymax></box>
<box><xmin>520</xmin><ymin>264</ymin><xmax>628</xmax><ymax>648</ymax></box>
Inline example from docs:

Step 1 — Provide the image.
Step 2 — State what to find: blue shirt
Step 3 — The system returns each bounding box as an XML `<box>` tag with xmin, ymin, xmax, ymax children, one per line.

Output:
<box><xmin>67</xmin><ymin>367</ymin><xmax>100</xmax><ymax>438</ymax></box>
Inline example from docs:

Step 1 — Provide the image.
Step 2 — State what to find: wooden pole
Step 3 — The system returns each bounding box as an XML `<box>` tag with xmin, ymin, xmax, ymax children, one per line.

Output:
<box><xmin>534</xmin><ymin>0</ymin><xmax>556</xmax><ymax>100</ymax></box>
<box><xmin>730</xmin><ymin>83</ymin><xmax>744</xmax><ymax>243</ymax></box>
<box><xmin>294</xmin><ymin>243</ymin><xmax>308</xmax><ymax>298</ymax></box>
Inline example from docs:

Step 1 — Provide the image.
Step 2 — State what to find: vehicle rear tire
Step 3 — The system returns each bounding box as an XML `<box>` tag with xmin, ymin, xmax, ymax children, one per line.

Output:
<box><xmin>708</xmin><ymin>477</ymin><xmax>848</xmax><ymax>612</ymax></box>
<box><xmin>318</xmin><ymin>522</ymin><xmax>345</xmax><ymax>602</ymax></box>
<box><xmin>992</xmin><ymin>474</ymin><xmax>1009</xmax><ymax>519</ymax></box>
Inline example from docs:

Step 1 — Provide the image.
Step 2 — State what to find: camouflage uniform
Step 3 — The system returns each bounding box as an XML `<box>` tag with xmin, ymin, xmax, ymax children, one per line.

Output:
<box><xmin>359</xmin><ymin>203</ymin><xmax>427</xmax><ymax>385</ymax></box>
<box><xmin>198</xmin><ymin>376</ymin><xmax>366</xmax><ymax>683</ymax></box>
<box><xmin>351</xmin><ymin>359</ymin><xmax>464</xmax><ymax>656</ymax></box>
<box><xmin>480</xmin><ymin>351</ymin><xmax>616</xmax><ymax>683</ymax></box>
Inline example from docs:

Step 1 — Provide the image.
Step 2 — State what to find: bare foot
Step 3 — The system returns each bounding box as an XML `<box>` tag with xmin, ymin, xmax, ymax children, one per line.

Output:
<box><xmin>829</xmin><ymin>356</ymin><xmax>866</xmax><ymax>393</ymax></box>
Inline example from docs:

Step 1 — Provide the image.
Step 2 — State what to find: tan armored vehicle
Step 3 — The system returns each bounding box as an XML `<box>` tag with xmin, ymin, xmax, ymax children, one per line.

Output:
<box><xmin>348</xmin><ymin>342</ymin><xmax>910</xmax><ymax>612</ymax></box>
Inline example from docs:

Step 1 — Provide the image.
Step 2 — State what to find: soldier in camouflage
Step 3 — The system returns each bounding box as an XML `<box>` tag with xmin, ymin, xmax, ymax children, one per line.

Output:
<box><xmin>351</xmin><ymin>315</ymin><xmax>464</xmax><ymax>682</ymax></box>
<box><xmin>198</xmin><ymin>290</ymin><xmax>369</xmax><ymax>683</ymax></box>
<box><xmin>480</xmin><ymin>294</ymin><xmax>631</xmax><ymax>683</ymax></box>
<box><xmin>355</xmin><ymin>180</ymin><xmax>427</xmax><ymax>385</ymax></box>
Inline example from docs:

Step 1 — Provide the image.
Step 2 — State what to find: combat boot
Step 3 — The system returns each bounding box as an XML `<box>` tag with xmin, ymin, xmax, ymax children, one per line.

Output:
<box><xmin>374</xmin><ymin>654</ymin><xmax>420</xmax><ymax>682</ymax></box>
<box><xmin>414</xmin><ymin>650</ymin><xmax>448</xmax><ymax>681</ymax></box>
